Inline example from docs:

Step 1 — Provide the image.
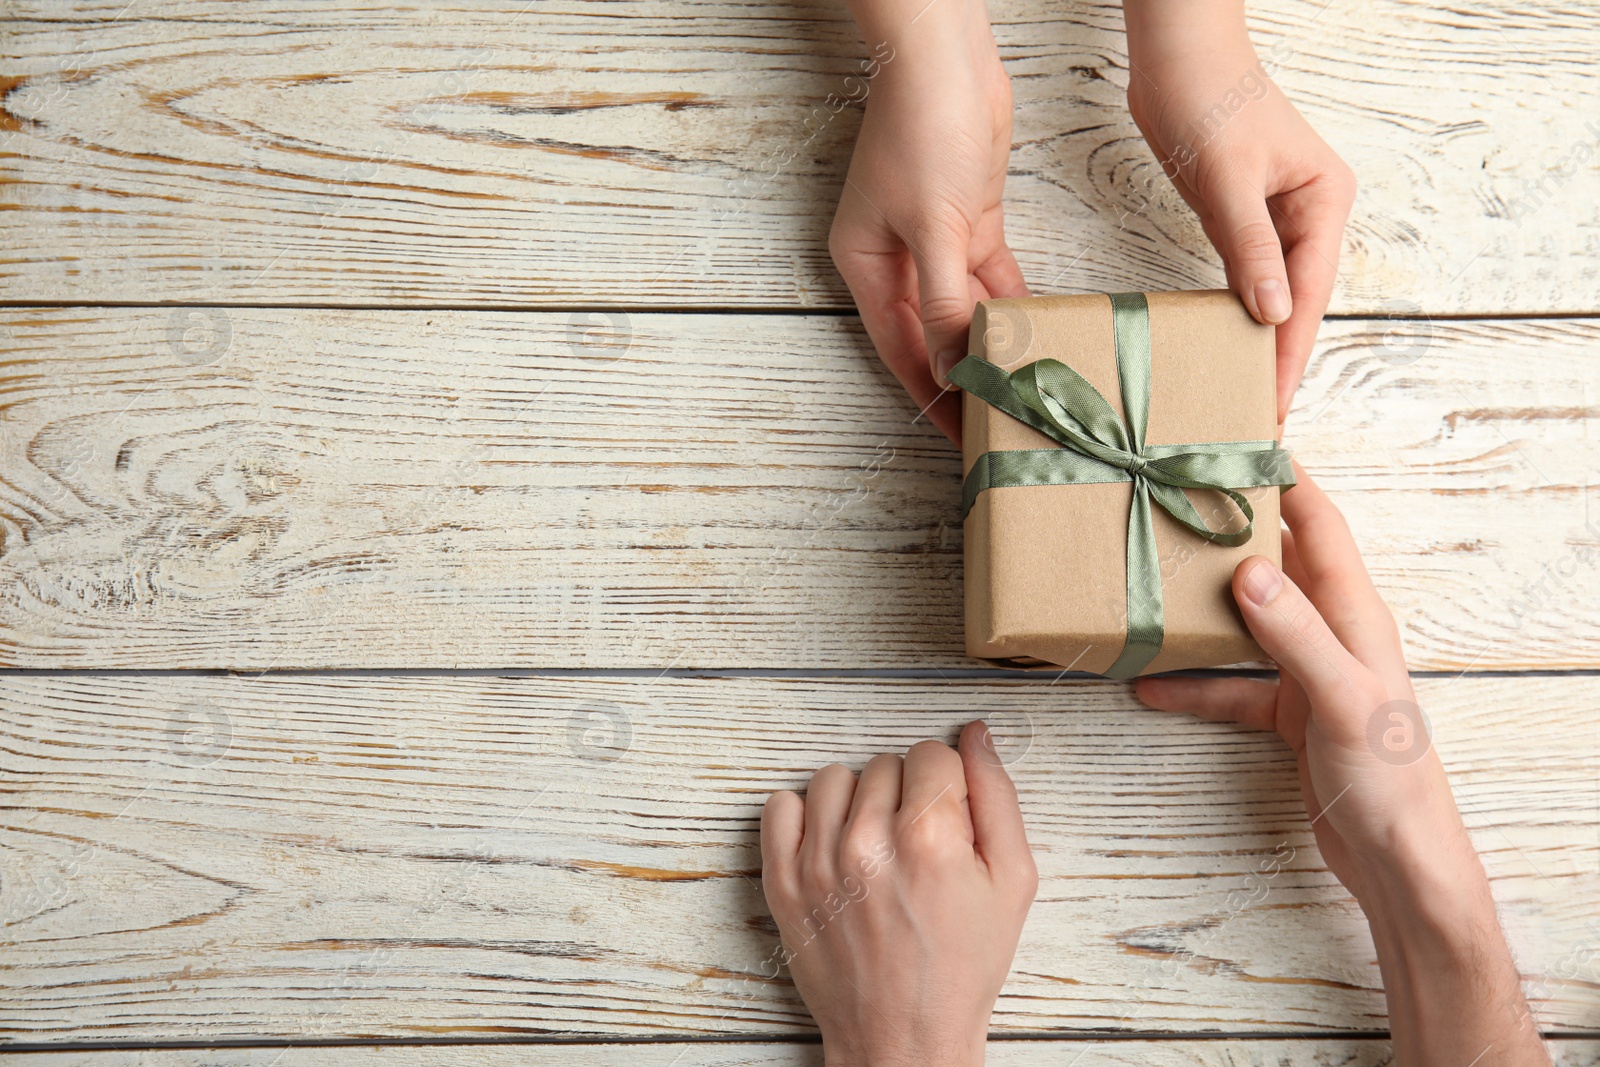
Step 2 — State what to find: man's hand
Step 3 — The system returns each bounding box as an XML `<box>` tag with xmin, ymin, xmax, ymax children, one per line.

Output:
<box><xmin>1136</xmin><ymin>467</ymin><xmax>1457</xmax><ymax>902</ymax></box>
<box><xmin>1135</xmin><ymin>467</ymin><xmax>1549</xmax><ymax>1066</ymax></box>
<box><xmin>1124</xmin><ymin>0</ymin><xmax>1355</xmax><ymax>422</ymax></box>
<box><xmin>831</xmin><ymin>0</ymin><xmax>1028</xmax><ymax>444</ymax></box>
<box><xmin>760</xmin><ymin>721</ymin><xmax>1038</xmax><ymax>1067</ymax></box>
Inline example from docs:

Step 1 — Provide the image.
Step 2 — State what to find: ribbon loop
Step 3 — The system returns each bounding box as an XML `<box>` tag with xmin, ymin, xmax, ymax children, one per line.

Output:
<box><xmin>947</xmin><ymin>293</ymin><xmax>1297</xmax><ymax>678</ymax></box>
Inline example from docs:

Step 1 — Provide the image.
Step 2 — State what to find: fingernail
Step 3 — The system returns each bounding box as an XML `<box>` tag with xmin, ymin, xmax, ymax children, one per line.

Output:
<box><xmin>980</xmin><ymin>725</ymin><xmax>994</xmax><ymax>750</ymax></box>
<box><xmin>1254</xmin><ymin>279</ymin><xmax>1291</xmax><ymax>325</ymax></box>
<box><xmin>1242</xmin><ymin>559</ymin><xmax>1283</xmax><ymax>607</ymax></box>
<box><xmin>934</xmin><ymin>349</ymin><xmax>962</xmax><ymax>390</ymax></box>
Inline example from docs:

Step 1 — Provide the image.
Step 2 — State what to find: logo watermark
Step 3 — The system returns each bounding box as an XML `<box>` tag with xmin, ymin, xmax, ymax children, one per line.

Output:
<box><xmin>567</xmin><ymin>703</ymin><xmax>634</xmax><ymax>763</ymax></box>
<box><xmin>1365</xmin><ymin>699</ymin><xmax>1432</xmax><ymax>767</ymax></box>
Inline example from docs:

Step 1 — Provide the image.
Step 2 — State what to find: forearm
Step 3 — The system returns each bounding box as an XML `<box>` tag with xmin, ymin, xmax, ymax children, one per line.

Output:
<box><xmin>1122</xmin><ymin>0</ymin><xmax>1249</xmax><ymax>69</ymax></box>
<box><xmin>842</xmin><ymin>0</ymin><xmax>995</xmax><ymax>77</ymax></box>
<box><xmin>1360</xmin><ymin>833</ymin><xmax>1549</xmax><ymax>1066</ymax></box>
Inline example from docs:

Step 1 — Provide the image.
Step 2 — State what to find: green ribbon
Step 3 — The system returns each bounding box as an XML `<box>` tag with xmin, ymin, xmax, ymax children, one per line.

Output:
<box><xmin>947</xmin><ymin>292</ymin><xmax>1296</xmax><ymax>679</ymax></box>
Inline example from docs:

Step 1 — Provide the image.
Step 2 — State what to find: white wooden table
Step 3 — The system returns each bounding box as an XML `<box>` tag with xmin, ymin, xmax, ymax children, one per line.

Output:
<box><xmin>3</xmin><ymin>1</ymin><xmax>1599</xmax><ymax>1063</ymax></box>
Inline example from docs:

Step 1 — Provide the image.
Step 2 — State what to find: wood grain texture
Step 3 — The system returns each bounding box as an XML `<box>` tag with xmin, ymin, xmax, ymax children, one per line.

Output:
<box><xmin>2</xmin><ymin>0</ymin><xmax>1597</xmax><ymax>310</ymax></box>
<box><xmin>2</xmin><ymin>308</ymin><xmax>1596</xmax><ymax>670</ymax></box>
<box><xmin>10</xmin><ymin>1041</ymin><xmax>1600</xmax><ymax>1067</ymax></box>
<box><xmin>3</xmin><ymin>673</ymin><xmax>1598</xmax><ymax>1042</ymax></box>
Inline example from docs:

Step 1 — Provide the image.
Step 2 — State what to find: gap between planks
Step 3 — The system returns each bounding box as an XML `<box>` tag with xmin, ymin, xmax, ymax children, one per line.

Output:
<box><xmin>4</xmin><ymin>1036</ymin><xmax>1600</xmax><ymax>1067</ymax></box>
<box><xmin>3</xmin><ymin>303</ymin><xmax>1595</xmax><ymax>325</ymax></box>
<box><xmin>16</xmin><ymin>1032</ymin><xmax>1600</xmax><ymax>1048</ymax></box>
<box><xmin>4</xmin><ymin>668</ymin><xmax>1600</xmax><ymax>680</ymax></box>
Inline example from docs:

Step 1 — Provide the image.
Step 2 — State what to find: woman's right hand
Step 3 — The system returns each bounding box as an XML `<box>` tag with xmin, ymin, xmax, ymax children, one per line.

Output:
<box><xmin>831</xmin><ymin>0</ymin><xmax>1029</xmax><ymax>445</ymax></box>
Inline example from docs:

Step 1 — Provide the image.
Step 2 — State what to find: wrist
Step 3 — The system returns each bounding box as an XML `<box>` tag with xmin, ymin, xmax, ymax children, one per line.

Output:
<box><xmin>846</xmin><ymin>0</ymin><xmax>1001</xmax><ymax>85</ymax></box>
<box><xmin>822</xmin><ymin>1027</ymin><xmax>987</xmax><ymax>1067</ymax></box>
<box><xmin>1123</xmin><ymin>0</ymin><xmax>1252</xmax><ymax>70</ymax></box>
<box><xmin>1357</xmin><ymin>820</ymin><xmax>1499</xmax><ymax>961</ymax></box>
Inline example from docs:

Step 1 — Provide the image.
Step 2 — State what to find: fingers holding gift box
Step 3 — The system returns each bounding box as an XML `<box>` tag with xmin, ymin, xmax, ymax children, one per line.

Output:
<box><xmin>951</xmin><ymin>289</ymin><xmax>1294</xmax><ymax>677</ymax></box>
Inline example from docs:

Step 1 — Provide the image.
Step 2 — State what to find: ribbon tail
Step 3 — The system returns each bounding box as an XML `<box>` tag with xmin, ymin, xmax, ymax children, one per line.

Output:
<box><xmin>1146</xmin><ymin>481</ymin><xmax>1258</xmax><ymax>548</ymax></box>
<box><xmin>1104</xmin><ymin>479</ymin><xmax>1164</xmax><ymax>680</ymax></box>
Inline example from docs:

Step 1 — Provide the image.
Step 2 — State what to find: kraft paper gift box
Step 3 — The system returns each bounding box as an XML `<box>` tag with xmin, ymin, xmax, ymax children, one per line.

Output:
<box><xmin>949</xmin><ymin>289</ymin><xmax>1295</xmax><ymax>678</ymax></box>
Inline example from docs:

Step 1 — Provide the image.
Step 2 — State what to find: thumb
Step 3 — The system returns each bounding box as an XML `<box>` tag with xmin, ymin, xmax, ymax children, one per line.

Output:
<box><xmin>958</xmin><ymin>721</ymin><xmax>1034</xmax><ymax>880</ymax></box>
<box><xmin>910</xmin><ymin>231</ymin><xmax>975</xmax><ymax>388</ymax></box>
<box><xmin>1208</xmin><ymin>176</ymin><xmax>1292</xmax><ymax>326</ymax></box>
<box><xmin>1233</xmin><ymin>557</ymin><xmax>1377</xmax><ymax>719</ymax></box>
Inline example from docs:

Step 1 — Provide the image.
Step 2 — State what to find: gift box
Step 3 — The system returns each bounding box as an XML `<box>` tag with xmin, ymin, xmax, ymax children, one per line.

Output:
<box><xmin>950</xmin><ymin>289</ymin><xmax>1295</xmax><ymax>678</ymax></box>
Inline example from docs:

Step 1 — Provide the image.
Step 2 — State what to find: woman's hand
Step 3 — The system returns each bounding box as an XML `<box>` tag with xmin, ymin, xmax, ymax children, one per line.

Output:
<box><xmin>1124</xmin><ymin>1</ymin><xmax>1355</xmax><ymax>422</ymax></box>
<box><xmin>760</xmin><ymin>721</ymin><xmax>1038</xmax><ymax>1067</ymax></box>
<box><xmin>831</xmin><ymin>0</ymin><xmax>1028</xmax><ymax>444</ymax></box>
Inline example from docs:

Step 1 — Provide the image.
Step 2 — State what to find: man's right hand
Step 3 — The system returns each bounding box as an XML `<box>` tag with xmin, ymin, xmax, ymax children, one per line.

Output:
<box><xmin>1135</xmin><ymin>464</ymin><xmax>1463</xmax><ymax>903</ymax></box>
<box><xmin>1136</xmin><ymin>465</ymin><xmax>1549</xmax><ymax>1066</ymax></box>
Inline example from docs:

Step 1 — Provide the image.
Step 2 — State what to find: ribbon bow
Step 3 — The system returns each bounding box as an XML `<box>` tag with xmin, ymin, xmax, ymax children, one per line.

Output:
<box><xmin>946</xmin><ymin>292</ymin><xmax>1296</xmax><ymax>679</ymax></box>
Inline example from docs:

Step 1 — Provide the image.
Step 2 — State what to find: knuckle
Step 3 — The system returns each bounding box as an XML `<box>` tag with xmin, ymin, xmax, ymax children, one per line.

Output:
<box><xmin>918</xmin><ymin>292</ymin><xmax>970</xmax><ymax>333</ymax></box>
<box><xmin>896</xmin><ymin>808</ymin><xmax>961</xmax><ymax>860</ymax></box>
<box><xmin>762</xmin><ymin>790</ymin><xmax>799</xmax><ymax>828</ymax></box>
<box><xmin>839</xmin><ymin>824</ymin><xmax>889</xmax><ymax>873</ymax></box>
<box><xmin>826</xmin><ymin>229</ymin><xmax>845</xmax><ymax>266</ymax></box>
<box><xmin>995</xmin><ymin>845</ymin><xmax>1039</xmax><ymax>902</ymax></box>
<box><xmin>903</xmin><ymin>206</ymin><xmax>969</xmax><ymax>256</ymax></box>
<box><xmin>809</xmin><ymin>762</ymin><xmax>854</xmax><ymax>791</ymax></box>
<box><xmin>1376</xmin><ymin>603</ymin><xmax>1402</xmax><ymax>643</ymax></box>
<box><xmin>826</xmin><ymin>218</ymin><xmax>853</xmax><ymax>264</ymax></box>
<box><xmin>1328</xmin><ymin>160</ymin><xmax>1358</xmax><ymax>205</ymax></box>
<box><xmin>993</xmin><ymin>79</ymin><xmax>1014</xmax><ymax>118</ymax></box>
<box><xmin>1124</xmin><ymin>84</ymin><xmax>1143</xmax><ymax>123</ymax></box>
<box><xmin>1277</xmin><ymin>596</ymin><xmax>1325</xmax><ymax>653</ymax></box>
<box><xmin>765</xmin><ymin>788</ymin><xmax>799</xmax><ymax>813</ymax></box>
<box><xmin>1014</xmin><ymin>856</ymin><xmax>1040</xmax><ymax>903</ymax></box>
<box><xmin>1227</xmin><ymin>220</ymin><xmax>1283</xmax><ymax>266</ymax></box>
<box><xmin>1321</xmin><ymin>504</ymin><xmax>1354</xmax><ymax>538</ymax></box>
<box><xmin>864</xmin><ymin>752</ymin><xmax>901</xmax><ymax>775</ymax></box>
<box><xmin>1191</xmin><ymin>150</ymin><xmax>1242</xmax><ymax>195</ymax></box>
<box><xmin>1340</xmin><ymin>594</ymin><xmax>1399</xmax><ymax>647</ymax></box>
<box><xmin>907</xmin><ymin>738</ymin><xmax>955</xmax><ymax>761</ymax></box>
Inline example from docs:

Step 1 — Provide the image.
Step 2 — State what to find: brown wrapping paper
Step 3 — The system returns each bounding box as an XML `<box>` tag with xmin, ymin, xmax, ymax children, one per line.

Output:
<box><xmin>962</xmin><ymin>289</ymin><xmax>1281</xmax><ymax>675</ymax></box>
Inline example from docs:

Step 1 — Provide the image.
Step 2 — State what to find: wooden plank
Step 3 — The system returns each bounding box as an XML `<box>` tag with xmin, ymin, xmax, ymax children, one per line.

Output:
<box><xmin>8</xmin><ymin>1040</ymin><xmax>1600</xmax><ymax>1066</ymax></box>
<box><xmin>2</xmin><ymin>0</ymin><xmax>1597</xmax><ymax>311</ymax></box>
<box><xmin>2</xmin><ymin>309</ymin><xmax>1596</xmax><ymax>670</ymax></box>
<box><xmin>2</xmin><ymin>673</ymin><xmax>1597</xmax><ymax>1042</ymax></box>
